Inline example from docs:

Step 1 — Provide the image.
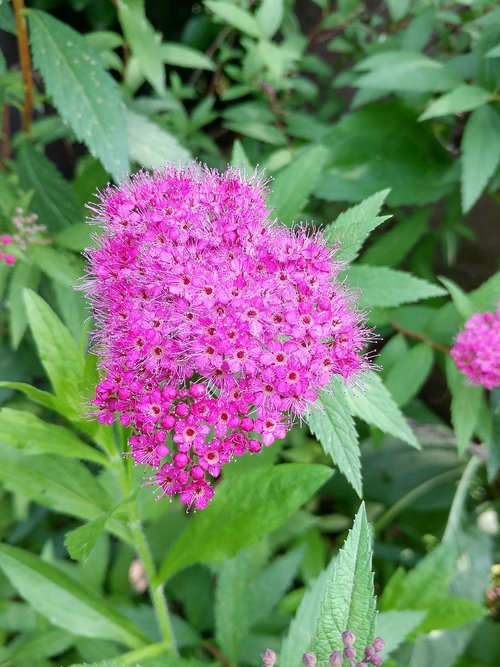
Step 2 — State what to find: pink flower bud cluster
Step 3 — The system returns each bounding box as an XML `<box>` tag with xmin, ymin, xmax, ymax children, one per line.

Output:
<box><xmin>83</xmin><ymin>165</ymin><xmax>368</xmax><ymax>509</ymax></box>
<box><xmin>450</xmin><ymin>306</ymin><xmax>500</xmax><ymax>390</ymax></box>
<box><xmin>1</xmin><ymin>208</ymin><xmax>47</xmax><ymax>266</ymax></box>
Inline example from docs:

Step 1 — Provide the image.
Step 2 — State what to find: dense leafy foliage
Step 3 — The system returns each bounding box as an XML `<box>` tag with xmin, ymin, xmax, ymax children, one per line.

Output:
<box><xmin>0</xmin><ymin>1</ymin><xmax>499</xmax><ymax>666</ymax></box>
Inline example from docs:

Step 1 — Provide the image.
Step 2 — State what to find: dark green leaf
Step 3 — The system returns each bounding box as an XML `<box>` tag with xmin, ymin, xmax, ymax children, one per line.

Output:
<box><xmin>447</xmin><ymin>358</ymin><xmax>483</xmax><ymax>455</ymax></box>
<box><xmin>6</xmin><ymin>259</ymin><xmax>40</xmax><ymax>348</ymax></box>
<box><xmin>385</xmin><ymin>344</ymin><xmax>434</xmax><ymax>407</ymax></box>
<box><xmin>29</xmin><ymin>10</ymin><xmax>129</xmax><ymax>180</ymax></box>
<box><xmin>0</xmin><ymin>544</ymin><xmax>147</xmax><ymax>647</ymax></box>
<box><xmin>159</xmin><ymin>464</ymin><xmax>332</xmax><ymax>581</ymax></box>
<box><xmin>360</xmin><ymin>209</ymin><xmax>428</xmax><ymax>267</ymax></box>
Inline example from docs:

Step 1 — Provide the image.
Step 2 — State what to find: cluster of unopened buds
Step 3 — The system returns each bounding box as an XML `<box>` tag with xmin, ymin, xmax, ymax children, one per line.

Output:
<box><xmin>450</xmin><ymin>306</ymin><xmax>500</xmax><ymax>390</ymax></box>
<box><xmin>1</xmin><ymin>207</ymin><xmax>47</xmax><ymax>266</ymax></box>
<box><xmin>84</xmin><ymin>165</ymin><xmax>368</xmax><ymax>510</ymax></box>
<box><xmin>262</xmin><ymin>631</ymin><xmax>385</xmax><ymax>666</ymax></box>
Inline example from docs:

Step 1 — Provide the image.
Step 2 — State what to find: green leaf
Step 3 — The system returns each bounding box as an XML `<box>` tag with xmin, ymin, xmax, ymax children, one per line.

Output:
<box><xmin>486</xmin><ymin>43</ymin><xmax>500</xmax><ymax>58</ymax></box>
<box><xmin>356</xmin><ymin>51</ymin><xmax>460</xmax><ymax>93</ymax></box>
<box><xmin>55</xmin><ymin>223</ymin><xmax>94</xmax><ymax>252</ymax></box>
<box><xmin>256</xmin><ymin>0</ymin><xmax>284</xmax><ymax>38</ymax></box>
<box><xmin>160</xmin><ymin>42</ymin><xmax>215</xmax><ymax>70</ymax></box>
<box><xmin>0</xmin><ymin>627</ymin><xmax>74</xmax><ymax>663</ymax></box>
<box><xmin>65</xmin><ymin>515</ymin><xmax>108</xmax><ymax>562</ymax></box>
<box><xmin>159</xmin><ymin>464</ymin><xmax>333</xmax><ymax>581</ymax></box>
<box><xmin>385</xmin><ymin>344</ymin><xmax>434</xmax><ymax>407</ymax></box>
<box><xmin>205</xmin><ymin>1</ymin><xmax>262</xmax><ymax>38</ymax></box>
<box><xmin>324</xmin><ymin>189</ymin><xmax>391</xmax><ymax>262</ymax></box>
<box><xmin>28</xmin><ymin>10</ymin><xmax>129</xmax><ymax>181</ymax></box>
<box><xmin>417</xmin><ymin>596</ymin><xmax>486</xmax><ymax>634</ymax></box>
<box><xmin>420</xmin><ymin>84</ymin><xmax>491</xmax><ymax>121</ymax></box>
<box><xmin>0</xmin><ymin>408</ymin><xmax>106</xmax><ymax>466</ymax></box>
<box><xmin>117</xmin><ymin>0</ymin><xmax>165</xmax><ymax>95</ymax></box>
<box><xmin>311</xmin><ymin>504</ymin><xmax>376</xmax><ymax>660</ymax></box>
<box><xmin>461</xmin><ymin>105</ymin><xmax>500</xmax><ymax>212</ymax></box>
<box><xmin>23</xmin><ymin>289</ymin><xmax>84</xmax><ymax>411</ymax></box>
<box><xmin>376</xmin><ymin>610</ymin><xmax>426</xmax><ymax>657</ymax></box>
<box><xmin>16</xmin><ymin>142</ymin><xmax>83</xmax><ymax>231</ymax></box>
<box><xmin>309</xmin><ymin>379</ymin><xmax>362</xmax><ymax>496</ymax></box>
<box><xmin>280</xmin><ymin>562</ymin><xmax>334</xmax><ymax>665</ymax></box>
<box><xmin>267</xmin><ymin>145</ymin><xmax>328</xmax><ymax>225</ymax></box>
<box><xmin>344</xmin><ymin>371</ymin><xmax>419</xmax><ymax>448</ymax></box>
<box><xmin>28</xmin><ymin>244</ymin><xmax>82</xmax><ymax>287</ymax></box>
<box><xmin>469</xmin><ymin>270</ymin><xmax>500</xmax><ymax>312</ymax></box>
<box><xmin>0</xmin><ymin>381</ymin><xmax>61</xmax><ymax>412</ymax></box>
<box><xmin>6</xmin><ymin>259</ymin><xmax>40</xmax><ymax>348</ymax></box>
<box><xmin>346</xmin><ymin>265</ymin><xmax>445</xmax><ymax>308</ymax></box>
<box><xmin>360</xmin><ymin>209</ymin><xmax>428</xmax><ymax>267</ymax></box>
<box><xmin>439</xmin><ymin>276</ymin><xmax>474</xmax><ymax>319</ymax></box>
<box><xmin>127</xmin><ymin>110</ymin><xmax>191</xmax><ymax>169</ymax></box>
<box><xmin>230</xmin><ymin>139</ymin><xmax>252</xmax><ymax>172</ymax></box>
<box><xmin>0</xmin><ymin>544</ymin><xmax>146</xmax><ymax>648</ymax></box>
<box><xmin>447</xmin><ymin>358</ymin><xmax>483</xmax><ymax>455</ymax></box>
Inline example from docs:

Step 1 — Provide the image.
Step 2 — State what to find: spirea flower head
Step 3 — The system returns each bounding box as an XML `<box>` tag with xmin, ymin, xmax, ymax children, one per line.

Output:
<box><xmin>450</xmin><ymin>306</ymin><xmax>500</xmax><ymax>390</ymax></box>
<box><xmin>82</xmin><ymin>164</ymin><xmax>368</xmax><ymax>509</ymax></box>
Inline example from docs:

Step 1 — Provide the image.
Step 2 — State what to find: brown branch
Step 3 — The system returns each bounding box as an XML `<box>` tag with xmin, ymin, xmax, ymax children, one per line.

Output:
<box><xmin>13</xmin><ymin>0</ymin><xmax>33</xmax><ymax>134</ymax></box>
<box><xmin>390</xmin><ymin>320</ymin><xmax>451</xmax><ymax>355</ymax></box>
<box><xmin>202</xmin><ymin>641</ymin><xmax>231</xmax><ymax>667</ymax></box>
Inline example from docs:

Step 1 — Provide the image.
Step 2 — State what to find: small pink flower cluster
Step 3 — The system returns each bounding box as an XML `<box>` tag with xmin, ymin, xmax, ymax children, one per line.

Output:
<box><xmin>84</xmin><ymin>165</ymin><xmax>367</xmax><ymax>509</ymax></box>
<box><xmin>1</xmin><ymin>208</ymin><xmax>47</xmax><ymax>266</ymax></box>
<box><xmin>450</xmin><ymin>307</ymin><xmax>500</xmax><ymax>390</ymax></box>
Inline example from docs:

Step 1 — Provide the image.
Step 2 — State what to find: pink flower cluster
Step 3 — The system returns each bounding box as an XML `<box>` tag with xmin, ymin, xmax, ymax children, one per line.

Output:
<box><xmin>0</xmin><ymin>207</ymin><xmax>47</xmax><ymax>266</ymax></box>
<box><xmin>83</xmin><ymin>165</ymin><xmax>367</xmax><ymax>509</ymax></box>
<box><xmin>450</xmin><ymin>307</ymin><xmax>500</xmax><ymax>390</ymax></box>
<box><xmin>0</xmin><ymin>235</ymin><xmax>16</xmax><ymax>266</ymax></box>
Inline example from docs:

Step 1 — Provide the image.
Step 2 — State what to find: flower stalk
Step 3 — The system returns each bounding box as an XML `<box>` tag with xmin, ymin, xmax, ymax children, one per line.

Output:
<box><xmin>13</xmin><ymin>0</ymin><xmax>33</xmax><ymax>134</ymax></box>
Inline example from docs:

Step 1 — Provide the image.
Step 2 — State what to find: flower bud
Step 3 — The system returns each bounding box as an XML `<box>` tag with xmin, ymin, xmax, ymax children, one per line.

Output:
<box><xmin>302</xmin><ymin>652</ymin><xmax>317</xmax><ymax>666</ymax></box>
<box><xmin>372</xmin><ymin>637</ymin><xmax>384</xmax><ymax>653</ymax></box>
<box><xmin>342</xmin><ymin>630</ymin><xmax>356</xmax><ymax>646</ymax></box>
<box><xmin>329</xmin><ymin>652</ymin><xmax>342</xmax><ymax>666</ymax></box>
<box><xmin>262</xmin><ymin>648</ymin><xmax>277</xmax><ymax>666</ymax></box>
<box><xmin>344</xmin><ymin>646</ymin><xmax>356</xmax><ymax>660</ymax></box>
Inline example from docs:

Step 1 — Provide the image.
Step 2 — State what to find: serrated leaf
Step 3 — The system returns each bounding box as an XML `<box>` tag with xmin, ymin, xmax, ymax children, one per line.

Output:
<box><xmin>16</xmin><ymin>142</ymin><xmax>83</xmax><ymax>231</ymax></box>
<box><xmin>446</xmin><ymin>358</ymin><xmax>483</xmax><ymax>455</ymax></box>
<box><xmin>344</xmin><ymin>371</ymin><xmax>419</xmax><ymax>448</ymax></box>
<box><xmin>29</xmin><ymin>10</ymin><xmax>129</xmax><ymax>181</ymax></box>
<box><xmin>0</xmin><ymin>408</ymin><xmax>106</xmax><ymax>466</ymax></box>
<box><xmin>309</xmin><ymin>379</ymin><xmax>362</xmax><ymax>496</ymax></box>
<box><xmin>267</xmin><ymin>145</ymin><xmax>328</xmax><ymax>225</ymax></box>
<box><xmin>346</xmin><ymin>265</ymin><xmax>446</xmax><ymax>308</ymax></box>
<box><xmin>160</xmin><ymin>42</ymin><xmax>215</xmax><ymax>70</ymax></box>
<box><xmin>439</xmin><ymin>276</ymin><xmax>474</xmax><ymax>319</ymax></box>
<box><xmin>324</xmin><ymin>189</ymin><xmax>391</xmax><ymax>262</ymax></box>
<box><xmin>117</xmin><ymin>0</ymin><xmax>165</xmax><ymax>95</ymax></box>
<box><xmin>461</xmin><ymin>105</ymin><xmax>500</xmax><ymax>212</ymax></box>
<box><xmin>205</xmin><ymin>0</ymin><xmax>262</xmax><ymax>38</ymax></box>
<box><xmin>127</xmin><ymin>109</ymin><xmax>191</xmax><ymax>169</ymax></box>
<box><xmin>159</xmin><ymin>464</ymin><xmax>333</xmax><ymax>581</ymax></box>
<box><xmin>419</xmin><ymin>84</ymin><xmax>491</xmax><ymax>121</ymax></box>
<box><xmin>0</xmin><ymin>544</ymin><xmax>146</xmax><ymax>648</ymax></box>
<box><xmin>469</xmin><ymin>270</ymin><xmax>500</xmax><ymax>312</ymax></box>
<box><xmin>65</xmin><ymin>515</ymin><xmax>108</xmax><ymax>562</ymax></box>
<box><xmin>360</xmin><ymin>208</ymin><xmax>428</xmax><ymax>267</ymax></box>
<box><xmin>23</xmin><ymin>289</ymin><xmax>84</xmax><ymax>411</ymax></box>
<box><xmin>311</xmin><ymin>504</ymin><xmax>376</xmax><ymax>660</ymax></box>
<box><xmin>385</xmin><ymin>344</ymin><xmax>434</xmax><ymax>407</ymax></box>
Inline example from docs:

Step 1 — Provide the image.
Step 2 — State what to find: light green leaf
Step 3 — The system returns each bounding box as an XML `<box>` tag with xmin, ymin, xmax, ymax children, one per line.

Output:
<box><xmin>461</xmin><ymin>105</ymin><xmax>500</xmax><ymax>212</ymax></box>
<box><xmin>420</xmin><ymin>84</ymin><xmax>491</xmax><ymax>121</ymax></box>
<box><xmin>376</xmin><ymin>610</ymin><xmax>426</xmax><ymax>657</ymax></box>
<box><xmin>417</xmin><ymin>596</ymin><xmax>486</xmax><ymax>634</ymax></box>
<box><xmin>0</xmin><ymin>408</ymin><xmax>106</xmax><ymax>466</ymax></box>
<box><xmin>6</xmin><ymin>260</ymin><xmax>40</xmax><ymax>348</ymax></box>
<box><xmin>344</xmin><ymin>371</ymin><xmax>419</xmax><ymax>448</ymax></box>
<box><xmin>159</xmin><ymin>464</ymin><xmax>333</xmax><ymax>581</ymax></box>
<box><xmin>439</xmin><ymin>276</ymin><xmax>474</xmax><ymax>319</ymax></box>
<box><xmin>385</xmin><ymin>344</ymin><xmax>434</xmax><ymax>407</ymax></box>
<box><xmin>65</xmin><ymin>515</ymin><xmax>108</xmax><ymax>562</ymax></box>
<box><xmin>267</xmin><ymin>145</ymin><xmax>328</xmax><ymax>225</ymax></box>
<box><xmin>0</xmin><ymin>627</ymin><xmax>74</xmax><ymax>663</ymax></box>
<box><xmin>230</xmin><ymin>139</ymin><xmax>252</xmax><ymax>172</ymax></box>
<box><xmin>311</xmin><ymin>504</ymin><xmax>376</xmax><ymax>660</ymax></box>
<box><xmin>29</xmin><ymin>10</ymin><xmax>129</xmax><ymax>181</ymax></box>
<box><xmin>256</xmin><ymin>0</ymin><xmax>284</xmax><ymax>38</ymax></box>
<box><xmin>55</xmin><ymin>223</ymin><xmax>94</xmax><ymax>252</ymax></box>
<box><xmin>0</xmin><ymin>381</ymin><xmax>61</xmax><ymax>413</ymax></box>
<box><xmin>309</xmin><ymin>379</ymin><xmax>362</xmax><ymax>496</ymax></box>
<box><xmin>205</xmin><ymin>0</ymin><xmax>262</xmax><ymax>38</ymax></box>
<box><xmin>16</xmin><ymin>142</ymin><xmax>83</xmax><ymax>231</ymax></box>
<box><xmin>485</xmin><ymin>43</ymin><xmax>500</xmax><ymax>58</ymax></box>
<box><xmin>447</xmin><ymin>358</ymin><xmax>483</xmax><ymax>455</ymax></box>
<box><xmin>469</xmin><ymin>271</ymin><xmax>500</xmax><ymax>312</ymax></box>
<box><xmin>127</xmin><ymin>110</ymin><xmax>191</xmax><ymax>169</ymax></box>
<box><xmin>0</xmin><ymin>544</ymin><xmax>146</xmax><ymax>648</ymax></box>
<box><xmin>356</xmin><ymin>51</ymin><xmax>460</xmax><ymax>93</ymax></box>
<box><xmin>160</xmin><ymin>42</ymin><xmax>215</xmax><ymax>70</ymax></box>
<box><xmin>28</xmin><ymin>244</ymin><xmax>82</xmax><ymax>287</ymax></box>
<box><xmin>346</xmin><ymin>265</ymin><xmax>446</xmax><ymax>308</ymax></box>
<box><xmin>117</xmin><ymin>0</ymin><xmax>165</xmax><ymax>95</ymax></box>
<box><xmin>24</xmin><ymin>289</ymin><xmax>84</xmax><ymax>411</ymax></box>
<box><xmin>324</xmin><ymin>189</ymin><xmax>391</xmax><ymax>262</ymax></box>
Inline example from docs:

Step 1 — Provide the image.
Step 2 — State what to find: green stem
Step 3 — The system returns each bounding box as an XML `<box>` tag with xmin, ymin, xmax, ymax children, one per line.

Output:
<box><xmin>374</xmin><ymin>467</ymin><xmax>462</xmax><ymax>534</ymax></box>
<box><xmin>110</xmin><ymin>427</ymin><xmax>178</xmax><ymax>655</ymax></box>
<box><xmin>443</xmin><ymin>455</ymin><xmax>483</xmax><ymax>543</ymax></box>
